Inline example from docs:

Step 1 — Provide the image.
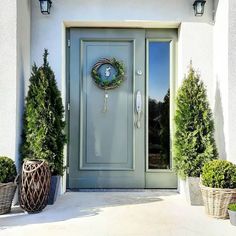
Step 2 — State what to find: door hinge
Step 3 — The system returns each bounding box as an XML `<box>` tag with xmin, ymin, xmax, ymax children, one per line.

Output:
<box><xmin>66</xmin><ymin>167</ymin><xmax>69</xmax><ymax>174</ymax></box>
<box><xmin>67</xmin><ymin>39</ymin><xmax>71</xmax><ymax>47</ymax></box>
<box><xmin>67</xmin><ymin>103</ymin><xmax>70</xmax><ymax>111</ymax></box>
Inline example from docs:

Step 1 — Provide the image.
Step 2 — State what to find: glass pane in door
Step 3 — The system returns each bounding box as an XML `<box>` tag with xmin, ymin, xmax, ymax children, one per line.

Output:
<box><xmin>148</xmin><ymin>41</ymin><xmax>170</xmax><ymax>169</ymax></box>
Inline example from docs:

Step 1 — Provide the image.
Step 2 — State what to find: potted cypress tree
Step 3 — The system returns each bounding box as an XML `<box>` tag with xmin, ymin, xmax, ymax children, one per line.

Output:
<box><xmin>21</xmin><ymin>49</ymin><xmax>66</xmax><ymax>205</ymax></box>
<box><xmin>174</xmin><ymin>63</ymin><xmax>218</xmax><ymax>205</ymax></box>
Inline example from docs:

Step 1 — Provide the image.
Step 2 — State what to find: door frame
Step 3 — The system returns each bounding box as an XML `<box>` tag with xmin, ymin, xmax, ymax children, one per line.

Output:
<box><xmin>65</xmin><ymin>27</ymin><xmax>178</xmax><ymax>189</ymax></box>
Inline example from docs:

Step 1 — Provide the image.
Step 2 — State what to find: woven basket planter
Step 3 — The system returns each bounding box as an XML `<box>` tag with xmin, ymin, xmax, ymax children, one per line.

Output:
<box><xmin>19</xmin><ymin>160</ymin><xmax>51</xmax><ymax>213</ymax></box>
<box><xmin>0</xmin><ymin>181</ymin><xmax>17</xmax><ymax>215</ymax></box>
<box><xmin>200</xmin><ymin>184</ymin><xmax>236</xmax><ymax>219</ymax></box>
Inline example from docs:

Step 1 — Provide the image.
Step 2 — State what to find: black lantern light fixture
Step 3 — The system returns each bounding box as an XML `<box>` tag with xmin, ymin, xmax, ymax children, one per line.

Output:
<box><xmin>193</xmin><ymin>0</ymin><xmax>206</xmax><ymax>17</ymax></box>
<box><xmin>39</xmin><ymin>0</ymin><xmax>52</xmax><ymax>15</ymax></box>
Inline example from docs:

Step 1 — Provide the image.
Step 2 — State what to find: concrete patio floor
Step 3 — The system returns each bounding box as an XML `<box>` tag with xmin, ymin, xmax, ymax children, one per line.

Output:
<box><xmin>0</xmin><ymin>191</ymin><xmax>236</xmax><ymax>236</ymax></box>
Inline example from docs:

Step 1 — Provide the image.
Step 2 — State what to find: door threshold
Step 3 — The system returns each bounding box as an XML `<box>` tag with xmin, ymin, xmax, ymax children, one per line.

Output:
<box><xmin>67</xmin><ymin>188</ymin><xmax>178</xmax><ymax>192</ymax></box>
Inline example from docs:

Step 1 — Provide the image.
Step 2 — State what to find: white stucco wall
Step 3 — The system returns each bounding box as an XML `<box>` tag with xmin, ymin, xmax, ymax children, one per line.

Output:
<box><xmin>213</xmin><ymin>0</ymin><xmax>229</xmax><ymax>161</ymax></box>
<box><xmin>0</xmin><ymin>0</ymin><xmax>30</xmax><ymax>167</ymax></box>
<box><xmin>0</xmin><ymin>0</ymin><xmax>17</xmax><ymax>161</ymax></box>
<box><xmin>16</xmin><ymin>0</ymin><xmax>31</xmax><ymax>168</ymax></box>
<box><xmin>212</xmin><ymin>0</ymin><xmax>236</xmax><ymax>165</ymax></box>
<box><xmin>178</xmin><ymin>23</ymin><xmax>214</xmax><ymax>104</ymax></box>
<box><xmin>228</xmin><ymin>0</ymin><xmax>236</xmax><ymax>164</ymax></box>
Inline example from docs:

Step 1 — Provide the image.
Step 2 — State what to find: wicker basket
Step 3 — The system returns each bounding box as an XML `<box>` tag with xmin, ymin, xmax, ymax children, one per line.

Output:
<box><xmin>200</xmin><ymin>184</ymin><xmax>236</xmax><ymax>219</ymax></box>
<box><xmin>0</xmin><ymin>181</ymin><xmax>17</xmax><ymax>215</ymax></box>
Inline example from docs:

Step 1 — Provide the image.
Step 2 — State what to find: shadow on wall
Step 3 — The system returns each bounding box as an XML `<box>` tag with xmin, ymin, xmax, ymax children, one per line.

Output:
<box><xmin>0</xmin><ymin>191</ymin><xmax>177</xmax><ymax>229</ymax></box>
<box><xmin>214</xmin><ymin>80</ymin><xmax>226</xmax><ymax>160</ymax></box>
<box><xmin>213</xmin><ymin>0</ymin><xmax>219</xmax><ymax>20</ymax></box>
<box><xmin>15</xmin><ymin>51</ymin><xmax>25</xmax><ymax>170</ymax></box>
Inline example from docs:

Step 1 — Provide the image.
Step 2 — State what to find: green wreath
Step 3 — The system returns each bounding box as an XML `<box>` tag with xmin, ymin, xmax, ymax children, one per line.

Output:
<box><xmin>91</xmin><ymin>58</ymin><xmax>125</xmax><ymax>90</ymax></box>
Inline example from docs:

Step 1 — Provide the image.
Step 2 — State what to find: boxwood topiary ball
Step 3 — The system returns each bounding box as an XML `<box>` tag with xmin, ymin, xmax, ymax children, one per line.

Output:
<box><xmin>202</xmin><ymin>160</ymin><xmax>236</xmax><ymax>189</ymax></box>
<box><xmin>0</xmin><ymin>156</ymin><xmax>17</xmax><ymax>183</ymax></box>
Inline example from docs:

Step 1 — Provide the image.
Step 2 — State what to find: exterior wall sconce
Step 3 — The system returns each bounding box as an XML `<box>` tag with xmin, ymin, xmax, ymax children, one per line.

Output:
<box><xmin>193</xmin><ymin>0</ymin><xmax>206</xmax><ymax>17</ymax></box>
<box><xmin>39</xmin><ymin>0</ymin><xmax>52</xmax><ymax>15</ymax></box>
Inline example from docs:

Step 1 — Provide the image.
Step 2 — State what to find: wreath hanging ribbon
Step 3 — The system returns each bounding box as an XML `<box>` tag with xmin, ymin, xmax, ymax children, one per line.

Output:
<box><xmin>91</xmin><ymin>58</ymin><xmax>126</xmax><ymax>112</ymax></box>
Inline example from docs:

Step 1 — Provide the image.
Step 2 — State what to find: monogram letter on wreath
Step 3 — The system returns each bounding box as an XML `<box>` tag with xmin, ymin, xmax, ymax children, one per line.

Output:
<box><xmin>91</xmin><ymin>58</ymin><xmax>125</xmax><ymax>112</ymax></box>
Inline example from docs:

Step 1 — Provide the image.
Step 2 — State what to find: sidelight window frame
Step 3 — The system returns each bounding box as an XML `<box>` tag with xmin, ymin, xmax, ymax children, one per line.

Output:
<box><xmin>145</xmin><ymin>38</ymin><xmax>175</xmax><ymax>173</ymax></box>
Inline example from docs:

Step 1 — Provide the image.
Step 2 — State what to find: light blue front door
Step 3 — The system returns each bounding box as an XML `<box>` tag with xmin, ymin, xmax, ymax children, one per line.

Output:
<box><xmin>68</xmin><ymin>29</ymin><xmax>145</xmax><ymax>188</ymax></box>
<box><xmin>68</xmin><ymin>28</ymin><xmax>178</xmax><ymax>189</ymax></box>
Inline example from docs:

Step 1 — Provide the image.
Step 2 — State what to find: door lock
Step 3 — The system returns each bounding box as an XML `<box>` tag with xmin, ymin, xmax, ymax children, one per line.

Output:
<box><xmin>136</xmin><ymin>70</ymin><xmax>143</xmax><ymax>76</ymax></box>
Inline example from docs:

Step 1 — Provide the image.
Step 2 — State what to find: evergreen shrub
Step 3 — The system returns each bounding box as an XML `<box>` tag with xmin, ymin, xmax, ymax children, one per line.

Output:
<box><xmin>0</xmin><ymin>157</ymin><xmax>17</xmax><ymax>183</ymax></box>
<box><xmin>174</xmin><ymin>64</ymin><xmax>218</xmax><ymax>178</ymax></box>
<box><xmin>21</xmin><ymin>50</ymin><xmax>66</xmax><ymax>176</ymax></box>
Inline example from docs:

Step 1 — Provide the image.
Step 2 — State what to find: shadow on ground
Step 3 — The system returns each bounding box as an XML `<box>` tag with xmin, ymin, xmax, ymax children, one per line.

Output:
<box><xmin>0</xmin><ymin>191</ymin><xmax>177</xmax><ymax>229</ymax></box>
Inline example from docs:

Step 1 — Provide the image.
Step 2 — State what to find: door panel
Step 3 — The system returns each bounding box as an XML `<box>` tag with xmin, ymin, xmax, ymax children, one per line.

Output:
<box><xmin>68</xmin><ymin>29</ymin><xmax>145</xmax><ymax>188</ymax></box>
<box><xmin>81</xmin><ymin>40</ymin><xmax>134</xmax><ymax>170</ymax></box>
